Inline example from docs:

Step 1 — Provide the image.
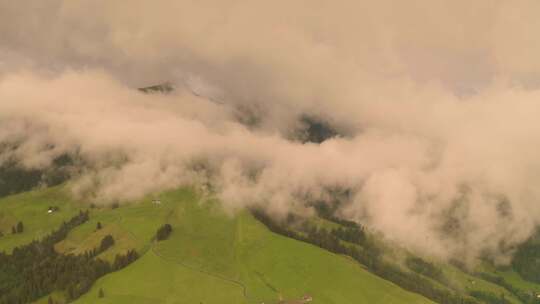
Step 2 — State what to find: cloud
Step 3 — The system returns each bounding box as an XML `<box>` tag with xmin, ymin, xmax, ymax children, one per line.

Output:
<box><xmin>2</xmin><ymin>0</ymin><xmax>540</xmax><ymax>261</ymax></box>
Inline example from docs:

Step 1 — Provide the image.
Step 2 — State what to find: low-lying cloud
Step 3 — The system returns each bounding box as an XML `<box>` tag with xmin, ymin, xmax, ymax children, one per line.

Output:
<box><xmin>2</xmin><ymin>0</ymin><xmax>540</xmax><ymax>263</ymax></box>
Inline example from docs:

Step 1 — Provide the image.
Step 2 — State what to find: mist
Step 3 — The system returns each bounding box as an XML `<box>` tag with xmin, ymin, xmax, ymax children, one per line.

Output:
<box><xmin>2</xmin><ymin>0</ymin><xmax>540</xmax><ymax>262</ymax></box>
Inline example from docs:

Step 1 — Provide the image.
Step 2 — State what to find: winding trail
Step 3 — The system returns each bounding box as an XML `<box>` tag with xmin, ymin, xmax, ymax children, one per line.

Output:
<box><xmin>150</xmin><ymin>241</ymin><xmax>255</xmax><ymax>303</ymax></box>
<box><xmin>118</xmin><ymin>203</ymin><xmax>258</xmax><ymax>303</ymax></box>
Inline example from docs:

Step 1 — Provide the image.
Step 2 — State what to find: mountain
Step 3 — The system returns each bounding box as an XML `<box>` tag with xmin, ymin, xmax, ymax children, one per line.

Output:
<box><xmin>137</xmin><ymin>83</ymin><xmax>342</xmax><ymax>144</ymax></box>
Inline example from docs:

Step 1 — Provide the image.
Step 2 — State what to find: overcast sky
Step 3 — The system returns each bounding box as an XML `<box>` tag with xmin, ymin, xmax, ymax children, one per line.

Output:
<box><xmin>2</xmin><ymin>0</ymin><xmax>540</xmax><ymax>263</ymax></box>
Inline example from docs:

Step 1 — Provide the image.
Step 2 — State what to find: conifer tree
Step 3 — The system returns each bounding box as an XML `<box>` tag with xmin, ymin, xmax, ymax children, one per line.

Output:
<box><xmin>156</xmin><ymin>224</ymin><xmax>173</xmax><ymax>241</ymax></box>
<box><xmin>99</xmin><ymin>235</ymin><xmax>115</xmax><ymax>252</ymax></box>
<box><xmin>16</xmin><ymin>221</ymin><xmax>23</xmax><ymax>233</ymax></box>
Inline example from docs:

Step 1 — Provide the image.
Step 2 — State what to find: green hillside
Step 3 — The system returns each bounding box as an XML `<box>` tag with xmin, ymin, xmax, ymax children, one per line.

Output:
<box><xmin>0</xmin><ymin>187</ymin><xmax>434</xmax><ymax>304</ymax></box>
<box><xmin>72</xmin><ymin>189</ymin><xmax>433</xmax><ymax>304</ymax></box>
<box><xmin>5</xmin><ymin>186</ymin><xmax>540</xmax><ymax>304</ymax></box>
<box><xmin>0</xmin><ymin>185</ymin><xmax>83</xmax><ymax>253</ymax></box>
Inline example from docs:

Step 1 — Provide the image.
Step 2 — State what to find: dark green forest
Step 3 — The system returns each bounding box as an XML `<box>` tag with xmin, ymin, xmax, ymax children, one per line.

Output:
<box><xmin>0</xmin><ymin>211</ymin><xmax>139</xmax><ymax>304</ymax></box>
<box><xmin>0</xmin><ymin>153</ymin><xmax>73</xmax><ymax>199</ymax></box>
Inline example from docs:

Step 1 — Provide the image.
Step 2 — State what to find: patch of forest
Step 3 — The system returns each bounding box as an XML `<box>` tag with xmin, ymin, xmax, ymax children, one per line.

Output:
<box><xmin>0</xmin><ymin>151</ymin><xmax>74</xmax><ymax>198</ymax></box>
<box><xmin>0</xmin><ymin>210</ymin><xmax>139</xmax><ymax>304</ymax></box>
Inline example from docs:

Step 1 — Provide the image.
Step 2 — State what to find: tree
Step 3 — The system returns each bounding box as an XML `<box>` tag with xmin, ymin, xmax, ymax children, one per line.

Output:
<box><xmin>113</xmin><ymin>249</ymin><xmax>139</xmax><ymax>270</ymax></box>
<box><xmin>16</xmin><ymin>221</ymin><xmax>23</xmax><ymax>233</ymax></box>
<box><xmin>99</xmin><ymin>235</ymin><xmax>115</xmax><ymax>252</ymax></box>
<box><xmin>98</xmin><ymin>288</ymin><xmax>104</xmax><ymax>298</ymax></box>
<box><xmin>96</xmin><ymin>222</ymin><xmax>102</xmax><ymax>230</ymax></box>
<box><xmin>156</xmin><ymin>224</ymin><xmax>172</xmax><ymax>241</ymax></box>
<box><xmin>67</xmin><ymin>285</ymin><xmax>75</xmax><ymax>301</ymax></box>
<box><xmin>11</xmin><ymin>226</ymin><xmax>16</xmax><ymax>234</ymax></box>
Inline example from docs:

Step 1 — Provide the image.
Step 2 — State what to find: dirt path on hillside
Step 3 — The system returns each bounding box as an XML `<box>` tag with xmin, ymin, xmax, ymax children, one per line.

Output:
<box><xmin>150</xmin><ymin>204</ymin><xmax>257</xmax><ymax>303</ymax></box>
<box><xmin>116</xmin><ymin>203</ymin><xmax>273</xmax><ymax>304</ymax></box>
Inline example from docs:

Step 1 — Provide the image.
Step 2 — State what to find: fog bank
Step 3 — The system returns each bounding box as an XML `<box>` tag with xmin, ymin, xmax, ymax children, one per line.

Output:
<box><xmin>2</xmin><ymin>0</ymin><xmax>540</xmax><ymax>262</ymax></box>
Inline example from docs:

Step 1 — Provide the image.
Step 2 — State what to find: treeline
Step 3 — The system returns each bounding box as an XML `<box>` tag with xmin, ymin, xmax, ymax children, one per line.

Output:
<box><xmin>512</xmin><ymin>239</ymin><xmax>540</xmax><ymax>284</ymax></box>
<box><xmin>0</xmin><ymin>152</ymin><xmax>73</xmax><ymax>198</ymax></box>
<box><xmin>251</xmin><ymin>209</ymin><xmax>484</xmax><ymax>304</ymax></box>
<box><xmin>469</xmin><ymin>291</ymin><xmax>511</xmax><ymax>304</ymax></box>
<box><xmin>311</xmin><ymin>200</ymin><xmax>359</xmax><ymax>228</ymax></box>
<box><xmin>0</xmin><ymin>160</ymin><xmax>42</xmax><ymax>198</ymax></box>
<box><xmin>74</xmin><ymin>234</ymin><xmax>117</xmax><ymax>260</ymax></box>
<box><xmin>477</xmin><ymin>272</ymin><xmax>540</xmax><ymax>304</ymax></box>
<box><xmin>0</xmin><ymin>211</ymin><xmax>139</xmax><ymax>304</ymax></box>
<box><xmin>405</xmin><ymin>257</ymin><xmax>447</xmax><ymax>285</ymax></box>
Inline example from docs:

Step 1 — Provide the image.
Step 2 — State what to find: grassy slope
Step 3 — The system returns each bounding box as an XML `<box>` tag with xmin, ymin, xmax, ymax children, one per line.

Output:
<box><xmin>72</xmin><ymin>189</ymin><xmax>433</xmax><ymax>304</ymax></box>
<box><xmin>54</xmin><ymin>195</ymin><xmax>174</xmax><ymax>261</ymax></box>
<box><xmin>471</xmin><ymin>262</ymin><xmax>540</xmax><ymax>298</ymax></box>
<box><xmin>11</xmin><ymin>185</ymin><xmax>529</xmax><ymax>304</ymax></box>
<box><xmin>374</xmin><ymin>238</ymin><xmax>523</xmax><ymax>303</ymax></box>
<box><xmin>0</xmin><ymin>185</ymin><xmax>83</xmax><ymax>253</ymax></box>
<box><xmin>77</xmin><ymin>251</ymin><xmax>247</xmax><ymax>304</ymax></box>
<box><xmin>440</xmin><ymin>264</ymin><xmax>522</xmax><ymax>304</ymax></box>
<box><xmin>499</xmin><ymin>270</ymin><xmax>540</xmax><ymax>293</ymax></box>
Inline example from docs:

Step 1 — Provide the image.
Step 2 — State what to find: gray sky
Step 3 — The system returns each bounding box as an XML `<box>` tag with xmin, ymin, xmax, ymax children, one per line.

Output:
<box><xmin>2</xmin><ymin>0</ymin><xmax>540</xmax><ymax>263</ymax></box>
